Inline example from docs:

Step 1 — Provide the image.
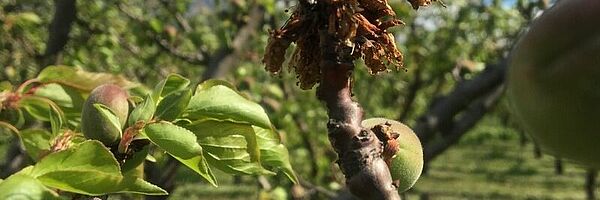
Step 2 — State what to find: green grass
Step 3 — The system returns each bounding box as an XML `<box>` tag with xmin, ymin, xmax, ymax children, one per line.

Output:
<box><xmin>407</xmin><ymin>136</ymin><xmax>597</xmax><ymax>200</ymax></box>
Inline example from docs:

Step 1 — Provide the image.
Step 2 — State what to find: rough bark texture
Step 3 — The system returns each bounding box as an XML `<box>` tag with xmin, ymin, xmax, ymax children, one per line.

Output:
<box><xmin>317</xmin><ymin>34</ymin><xmax>399</xmax><ymax>200</ymax></box>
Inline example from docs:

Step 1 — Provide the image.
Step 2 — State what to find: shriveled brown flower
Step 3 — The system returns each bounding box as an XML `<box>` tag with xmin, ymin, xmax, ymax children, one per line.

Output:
<box><xmin>263</xmin><ymin>0</ymin><xmax>431</xmax><ymax>89</ymax></box>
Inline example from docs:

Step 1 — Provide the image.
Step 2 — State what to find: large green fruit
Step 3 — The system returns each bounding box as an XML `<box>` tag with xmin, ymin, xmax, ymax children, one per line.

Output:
<box><xmin>81</xmin><ymin>84</ymin><xmax>129</xmax><ymax>146</ymax></box>
<box><xmin>507</xmin><ymin>0</ymin><xmax>600</xmax><ymax>168</ymax></box>
<box><xmin>362</xmin><ymin>118</ymin><xmax>423</xmax><ymax>192</ymax></box>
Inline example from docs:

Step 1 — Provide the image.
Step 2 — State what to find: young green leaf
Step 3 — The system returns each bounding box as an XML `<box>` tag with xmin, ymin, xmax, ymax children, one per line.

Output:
<box><xmin>37</xmin><ymin>66</ymin><xmax>139</xmax><ymax>91</ymax></box>
<box><xmin>155</xmin><ymin>89</ymin><xmax>192</xmax><ymax>121</ymax></box>
<box><xmin>143</xmin><ymin>122</ymin><xmax>217</xmax><ymax>186</ymax></box>
<box><xmin>0</xmin><ymin>174</ymin><xmax>62</xmax><ymax>200</ymax></box>
<box><xmin>152</xmin><ymin>74</ymin><xmax>190</xmax><ymax>103</ymax></box>
<box><xmin>27</xmin><ymin>140</ymin><xmax>166</xmax><ymax>196</ymax></box>
<box><xmin>185</xmin><ymin>120</ymin><xmax>270</xmax><ymax>176</ymax></box>
<box><xmin>48</xmin><ymin>107</ymin><xmax>62</xmax><ymax>136</ymax></box>
<box><xmin>127</xmin><ymin>94</ymin><xmax>155</xmax><ymax>127</ymax></box>
<box><xmin>33</xmin><ymin>83</ymin><xmax>84</xmax><ymax>111</ymax></box>
<box><xmin>121</xmin><ymin>145</ymin><xmax>150</xmax><ymax>173</ymax></box>
<box><xmin>19</xmin><ymin>96</ymin><xmax>64</xmax><ymax>122</ymax></box>
<box><xmin>93</xmin><ymin>103</ymin><xmax>123</xmax><ymax>137</ymax></box>
<box><xmin>253</xmin><ymin>126</ymin><xmax>298</xmax><ymax>183</ymax></box>
<box><xmin>0</xmin><ymin>107</ymin><xmax>25</xmax><ymax>129</ymax></box>
<box><xmin>18</xmin><ymin>129</ymin><xmax>53</xmax><ymax>161</ymax></box>
<box><xmin>184</xmin><ymin>83</ymin><xmax>272</xmax><ymax>128</ymax></box>
<box><xmin>193</xmin><ymin>79</ymin><xmax>237</xmax><ymax>93</ymax></box>
<box><xmin>186</xmin><ymin>120</ymin><xmax>260</xmax><ymax>162</ymax></box>
<box><xmin>0</xmin><ymin>120</ymin><xmax>20</xmax><ymax>135</ymax></box>
<box><xmin>200</xmin><ymin>135</ymin><xmax>272</xmax><ymax>176</ymax></box>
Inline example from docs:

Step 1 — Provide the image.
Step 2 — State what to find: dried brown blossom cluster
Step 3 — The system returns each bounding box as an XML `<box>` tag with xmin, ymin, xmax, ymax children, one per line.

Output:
<box><xmin>264</xmin><ymin>0</ymin><xmax>431</xmax><ymax>89</ymax></box>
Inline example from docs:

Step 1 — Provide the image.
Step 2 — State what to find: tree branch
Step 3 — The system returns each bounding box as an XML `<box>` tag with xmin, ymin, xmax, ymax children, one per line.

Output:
<box><xmin>317</xmin><ymin>33</ymin><xmax>399</xmax><ymax>200</ymax></box>
<box><xmin>423</xmin><ymin>84</ymin><xmax>505</xmax><ymax>162</ymax></box>
<box><xmin>158</xmin><ymin>0</ymin><xmax>192</xmax><ymax>33</ymax></box>
<box><xmin>413</xmin><ymin>61</ymin><xmax>507</xmax><ymax>146</ymax></box>
<box><xmin>41</xmin><ymin>0</ymin><xmax>77</xmax><ymax>66</ymax></box>
<box><xmin>117</xmin><ymin>3</ymin><xmax>207</xmax><ymax>66</ymax></box>
<box><xmin>202</xmin><ymin>5</ymin><xmax>265</xmax><ymax>80</ymax></box>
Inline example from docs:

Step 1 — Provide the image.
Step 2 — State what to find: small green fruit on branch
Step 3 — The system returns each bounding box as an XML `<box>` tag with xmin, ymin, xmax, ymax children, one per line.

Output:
<box><xmin>81</xmin><ymin>84</ymin><xmax>129</xmax><ymax>146</ymax></box>
<box><xmin>362</xmin><ymin>118</ymin><xmax>423</xmax><ymax>192</ymax></box>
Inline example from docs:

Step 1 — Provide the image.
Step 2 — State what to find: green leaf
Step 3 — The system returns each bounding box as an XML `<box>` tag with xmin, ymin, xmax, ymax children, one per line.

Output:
<box><xmin>93</xmin><ymin>103</ymin><xmax>123</xmax><ymax>136</ymax></box>
<box><xmin>149</xmin><ymin>18</ymin><xmax>163</xmax><ymax>33</ymax></box>
<box><xmin>48</xmin><ymin>107</ymin><xmax>62</xmax><ymax>136</ymax></box>
<box><xmin>152</xmin><ymin>74</ymin><xmax>190</xmax><ymax>103</ymax></box>
<box><xmin>155</xmin><ymin>89</ymin><xmax>192</xmax><ymax>121</ymax></box>
<box><xmin>20</xmin><ymin>99</ymin><xmax>49</xmax><ymax>121</ymax></box>
<box><xmin>144</xmin><ymin>122</ymin><xmax>217</xmax><ymax>186</ymax></box>
<box><xmin>29</xmin><ymin>140</ymin><xmax>120</xmax><ymax>178</ymax></box>
<box><xmin>121</xmin><ymin>145</ymin><xmax>150</xmax><ymax>173</ymax></box>
<box><xmin>0</xmin><ymin>120</ymin><xmax>20</xmax><ymax>135</ymax></box>
<box><xmin>37</xmin><ymin>66</ymin><xmax>139</xmax><ymax>91</ymax></box>
<box><xmin>37</xmin><ymin>171</ymin><xmax>166</xmax><ymax>195</ymax></box>
<box><xmin>33</xmin><ymin>83</ymin><xmax>84</xmax><ymax>111</ymax></box>
<box><xmin>253</xmin><ymin>126</ymin><xmax>298</xmax><ymax>183</ymax></box>
<box><xmin>19</xmin><ymin>96</ymin><xmax>64</xmax><ymax>122</ymax></box>
<box><xmin>185</xmin><ymin>120</ymin><xmax>269</xmax><ymax>176</ymax></box>
<box><xmin>34</xmin><ymin>84</ymin><xmax>83</xmax><ymax>128</ymax></box>
<box><xmin>11</xmin><ymin>12</ymin><xmax>42</xmax><ymax>24</ymax></box>
<box><xmin>28</xmin><ymin>141</ymin><xmax>166</xmax><ymax>196</ymax></box>
<box><xmin>193</xmin><ymin>79</ymin><xmax>237</xmax><ymax>93</ymax></box>
<box><xmin>19</xmin><ymin>129</ymin><xmax>53</xmax><ymax>161</ymax></box>
<box><xmin>128</xmin><ymin>94</ymin><xmax>155</xmax><ymax>127</ymax></box>
<box><xmin>0</xmin><ymin>174</ymin><xmax>62</xmax><ymax>200</ymax></box>
<box><xmin>184</xmin><ymin>82</ymin><xmax>272</xmax><ymax>128</ymax></box>
<box><xmin>15</xmin><ymin>166</ymin><xmax>35</xmax><ymax>175</ymax></box>
<box><xmin>146</xmin><ymin>154</ymin><xmax>157</xmax><ymax>162</ymax></box>
<box><xmin>0</xmin><ymin>106</ymin><xmax>24</xmax><ymax>128</ymax></box>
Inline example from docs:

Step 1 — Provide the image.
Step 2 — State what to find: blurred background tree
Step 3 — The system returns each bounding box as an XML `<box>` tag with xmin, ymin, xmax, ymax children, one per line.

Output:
<box><xmin>0</xmin><ymin>0</ymin><xmax>597</xmax><ymax>199</ymax></box>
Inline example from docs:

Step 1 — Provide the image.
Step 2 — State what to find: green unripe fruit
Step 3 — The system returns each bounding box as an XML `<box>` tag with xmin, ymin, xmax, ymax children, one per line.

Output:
<box><xmin>362</xmin><ymin>118</ymin><xmax>423</xmax><ymax>192</ymax></box>
<box><xmin>507</xmin><ymin>0</ymin><xmax>600</xmax><ymax>168</ymax></box>
<box><xmin>81</xmin><ymin>84</ymin><xmax>129</xmax><ymax>146</ymax></box>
